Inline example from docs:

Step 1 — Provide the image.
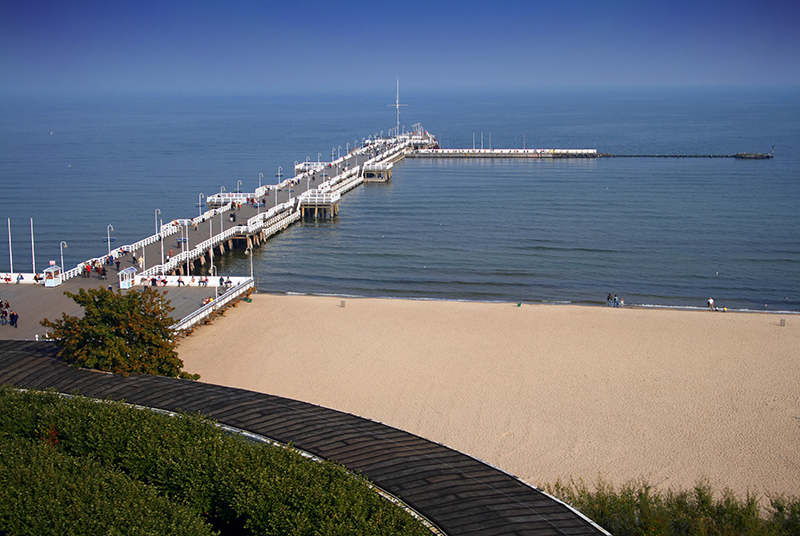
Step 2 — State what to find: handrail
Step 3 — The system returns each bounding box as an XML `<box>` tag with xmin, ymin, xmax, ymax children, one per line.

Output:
<box><xmin>171</xmin><ymin>278</ymin><xmax>255</xmax><ymax>332</ymax></box>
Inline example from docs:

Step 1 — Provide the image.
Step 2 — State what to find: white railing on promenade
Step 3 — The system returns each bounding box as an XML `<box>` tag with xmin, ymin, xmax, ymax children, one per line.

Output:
<box><xmin>139</xmin><ymin>201</ymin><xmax>296</xmax><ymax>278</ymax></box>
<box><xmin>171</xmin><ymin>277</ymin><xmax>255</xmax><ymax>333</ymax></box>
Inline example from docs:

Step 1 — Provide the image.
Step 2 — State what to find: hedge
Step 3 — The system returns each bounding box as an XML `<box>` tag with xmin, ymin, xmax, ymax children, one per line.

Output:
<box><xmin>0</xmin><ymin>387</ymin><xmax>432</xmax><ymax>536</ymax></box>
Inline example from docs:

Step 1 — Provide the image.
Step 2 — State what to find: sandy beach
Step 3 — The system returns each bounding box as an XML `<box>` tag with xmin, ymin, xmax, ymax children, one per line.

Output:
<box><xmin>178</xmin><ymin>294</ymin><xmax>800</xmax><ymax>498</ymax></box>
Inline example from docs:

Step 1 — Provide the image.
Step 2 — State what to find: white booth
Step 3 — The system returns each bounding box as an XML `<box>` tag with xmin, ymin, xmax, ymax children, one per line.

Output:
<box><xmin>43</xmin><ymin>265</ymin><xmax>63</xmax><ymax>288</ymax></box>
<box><xmin>119</xmin><ymin>266</ymin><xmax>137</xmax><ymax>290</ymax></box>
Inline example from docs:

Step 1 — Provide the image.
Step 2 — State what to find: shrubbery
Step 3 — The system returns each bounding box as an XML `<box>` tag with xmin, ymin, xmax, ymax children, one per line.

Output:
<box><xmin>0</xmin><ymin>387</ymin><xmax>431</xmax><ymax>536</ymax></box>
<box><xmin>545</xmin><ymin>478</ymin><xmax>800</xmax><ymax>536</ymax></box>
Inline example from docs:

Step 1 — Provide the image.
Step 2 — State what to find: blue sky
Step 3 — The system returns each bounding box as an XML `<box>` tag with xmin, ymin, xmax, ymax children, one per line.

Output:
<box><xmin>2</xmin><ymin>0</ymin><xmax>798</xmax><ymax>95</ymax></box>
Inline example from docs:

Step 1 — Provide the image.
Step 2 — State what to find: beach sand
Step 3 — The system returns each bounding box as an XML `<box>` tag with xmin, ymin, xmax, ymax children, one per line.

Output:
<box><xmin>178</xmin><ymin>295</ymin><xmax>800</xmax><ymax>498</ymax></box>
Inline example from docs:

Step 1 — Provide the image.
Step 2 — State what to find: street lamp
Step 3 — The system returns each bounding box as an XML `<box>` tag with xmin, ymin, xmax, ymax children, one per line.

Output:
<box><xmin>154</xmin><ymin>208</ymin><xmax>160</xmax><ymax>236</ymax></box>
<box><xmin>259</xmin><ymin>172</ymin><xmax>263</xmax><ymax>188</ymax></box>
<box><xmin>338</xmin><ymin>145</ymin><xmax>341</xmax><ymax>159</ymax></box>
<box><xmin>245</xmin><ymin>246</ymin><xmax>253</xmax><ymax>280</ymax></box>
<box><xmin>317</xmin><ymin>152</ymin><xmax>322</xmax><ymax>163</ymax></box>
<box><xmin>210</xmin><ymin>264</ymin><xmax>218</xmax><ymax>302</ymax></box>
<box><xmin>106</xmin><ymin>224</ymin><xmax>114</xmax><ymax>256</ymax></box>
<box><xmin>275</xmin><ymin>166</ymin><xmax>282</xmax><ymax>208</ymax></box>
<box><xmin>59</xmin><ymin>241</ymin><xmax>67</xmax><ymax>274</ymax></box>
<box><xmin>237</xmin><ymin>180</ymin><xmax>242</xmax><ymax>193</ymax></box>
<box><xmin>331</xmin><ymin>148</ymin><xmax>335</xmax><ymax>163</ymax></box>
<box><xmin>159</xmin><ymin>217</ymin><xmax>165</xmax><ymax>275</ymax></box>
<box><xmin>197</xmin><ymin>193</ymin><xmax>205</xmax><ymax>217</ymax></box>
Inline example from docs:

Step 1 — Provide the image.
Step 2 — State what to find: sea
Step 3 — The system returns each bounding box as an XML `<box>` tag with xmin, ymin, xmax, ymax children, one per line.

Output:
<box><xmin>1</xmin><ymin>87</ymin><xmax>798</xmax><ymax>312</ymax></box>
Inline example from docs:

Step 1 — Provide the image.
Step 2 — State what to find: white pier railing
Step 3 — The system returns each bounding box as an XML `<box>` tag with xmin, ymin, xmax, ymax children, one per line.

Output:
<box><xmin>171</xmin><ymin>277</ymin><xmax>255</xmax><ymax>333</ymax></box>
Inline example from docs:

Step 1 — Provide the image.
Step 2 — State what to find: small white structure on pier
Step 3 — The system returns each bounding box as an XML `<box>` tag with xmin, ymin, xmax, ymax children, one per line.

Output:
<box><xmin>43</xmin><ymin>264</ymin><xmax>63</xmax><ymax>288</ymax></box>
<box><xmin>362</xmin><ymin>162</ymin><xmax>393</xmax><ymax>182</ymax></box>
<box><xmin>119</xmin><ymin>267</ymin><xmax>138</xmax><ymax>290</ymax></box>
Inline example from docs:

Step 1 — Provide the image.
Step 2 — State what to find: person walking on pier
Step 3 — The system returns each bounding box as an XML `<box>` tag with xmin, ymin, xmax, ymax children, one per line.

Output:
<box><xmin>1</xmin><ymin>307</ymin><xmax>7</xmax><ymax>326</ymax></box>
<box><xmin>9</xmin><ymin>310</ymin><xmax>18</xmax><ymax>329</ymax></box>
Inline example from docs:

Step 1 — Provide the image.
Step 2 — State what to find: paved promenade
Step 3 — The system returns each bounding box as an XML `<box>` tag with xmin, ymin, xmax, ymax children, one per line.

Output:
<box><xmin>0</xmin><ymin>271</ymin><xmax>218</xmax><ymax>341</ymax></box>
<box><xmin>133</xmin><ymin>149</ymin><xmax>373</xmax><ymax>276</ymax></box>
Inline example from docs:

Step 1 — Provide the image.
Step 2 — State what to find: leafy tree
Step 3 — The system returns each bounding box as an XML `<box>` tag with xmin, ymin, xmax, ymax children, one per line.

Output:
<box><xmin>41</xmin><ymin>287</ymin><xmax>198</xmax><ymax>379</ymax></box>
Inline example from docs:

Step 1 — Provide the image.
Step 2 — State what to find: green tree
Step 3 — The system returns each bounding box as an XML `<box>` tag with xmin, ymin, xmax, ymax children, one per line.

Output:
<box><xmin>41</xmin><ymin>287</ymin><xmax>198</xmax><ymax>379</ymax></box>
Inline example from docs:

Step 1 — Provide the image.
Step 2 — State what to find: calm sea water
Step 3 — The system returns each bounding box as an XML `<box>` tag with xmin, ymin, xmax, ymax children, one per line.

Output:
<box><xmin>1</xmin><ymin>88</ymin><xmax>798</xmax><ymax>312</ymax></box>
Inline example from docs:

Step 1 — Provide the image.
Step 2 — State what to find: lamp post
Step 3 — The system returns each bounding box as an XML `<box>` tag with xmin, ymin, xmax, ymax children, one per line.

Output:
<box><xmin>275</xmin><ymin>166</ymin><xmax>282</xmax><ymax>208</ymax></box>
<box><xmin>197</xmin><ymin>193</ymin><xmax>205</xmax><ymax>217</ymax></box>
<box><xmin>259</xmin><ymin>172</ymin><xmax>263</xmax><ymax>188</ymax></box>
<box><xmin>245</xmin><ymin>246</ymin><xmax>253</xmax><ymax>280</ymax></box>
<box><xmin>155</xmin><ymin>208</ymin><xmax>162</xmax><ymax>275</ymax></box>
<box><xmin>106</xmin><ymin>224</ymin><xmax>114</xmax><ymax>257</ymax></box>
<box><xmin>237</xmin><ymin>180</ymin><xmax>242</xmax><ymax>193</ymax></box>
<box><xmin>159</xmin><ymin>217</ymin><xmax>165</xmax><ymax>275</ymax></box>
<box><xmin>331</xmin><ymin>148</ymin><xmax>335</xmax><ymax>163</ymax></box>
<box><xmin>59</xmin><ymin>241</ymin><xmax>67</xmax><ymax>274</ymax></box>
<box><xmin>317</xmin><ymin>152</ymin><xmax>322</xmax><ymax>164</ymax></box>
<box><xmin>210</xmin><ymin>264</ymin><xmax>218</xmax><ymax>302</ymax></box>
<box><xmin>338</xmin><ymin>145</ymin><xmax>341</xmax><ymax>159</ymax></box>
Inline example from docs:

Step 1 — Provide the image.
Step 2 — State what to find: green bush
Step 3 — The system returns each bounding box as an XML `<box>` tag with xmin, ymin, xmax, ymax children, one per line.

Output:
<box><xmin>0</xmin><ymin>435</ymin><xmax>214</xmax><ymax>536</ymax></box>
<box><xmin>544</xmin><ymin>477</ymin><xmax>800</xmax><ymax>536</ymax></box>
<box><xmin>41</xmin><ymin>287</ymin><xmax>198</xmax><ymax>379</ymax></box>
<box><xmin>0</xmin><ymin>387</ymin><xmax>431</xmax><ymax>536</ymax></box>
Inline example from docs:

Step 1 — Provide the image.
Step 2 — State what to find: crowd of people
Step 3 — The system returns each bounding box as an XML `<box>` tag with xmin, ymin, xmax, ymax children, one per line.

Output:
<box><xmin>0</xmin><ymin>299</ymin><xmax>19</xmax><ymax>329</ymax></box>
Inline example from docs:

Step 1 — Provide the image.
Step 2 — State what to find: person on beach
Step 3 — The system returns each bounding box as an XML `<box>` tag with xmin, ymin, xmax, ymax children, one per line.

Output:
<box><xmin>177</xmin><ymin>276</ymin><xmax>185</xmax><ymax>287</ymax></box>
<box><xmin>708</xmin><ymin>297</ymin><xmax>715</xmax><ymax>311</ymax></box>
<box><xmin>607</xmin><ymin>293</ymin><xmax>613</xmax><ymax>306</ymax></box>
<box><xmin>613</xmin><ymin>295</ymin><xmax>619</xmax><ymax>308</ymax></box>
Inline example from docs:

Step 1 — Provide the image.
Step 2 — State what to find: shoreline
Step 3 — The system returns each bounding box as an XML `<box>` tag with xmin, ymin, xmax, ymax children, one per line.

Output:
<box><xmin>178</xmin><ymin>294</ymin><xmax>800</xmax><ymax>499</ymax></box>
<box><xmin>272</xmin><ymin>289</ymin><xmax>800</xmax><ymax>315</ymax></box>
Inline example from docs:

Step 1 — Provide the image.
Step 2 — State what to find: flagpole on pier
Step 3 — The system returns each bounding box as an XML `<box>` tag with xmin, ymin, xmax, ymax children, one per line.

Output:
<box><xmin>7</xmin><ymin>218</ymin><xmax>13</xmax><ymax>274</ymax></box>
<box><xmin>30</xmin><ymin>218</ymin><xmax>35</xmax><ymax>274</ymax></box>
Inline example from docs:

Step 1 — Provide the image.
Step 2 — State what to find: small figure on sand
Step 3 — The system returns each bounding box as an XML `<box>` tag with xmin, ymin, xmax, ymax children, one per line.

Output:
<box><xmin>708</xmin><ymin>297</ymin><xmax>715</xmax><ymax>311</ymax></box>
<box><xmin>613</xmin><ymin>295</ymin><xmax>619</xmax><ymax>308</ymax></box>
<box><xmin>607</xmin><ymin>293</ymin><xmax>613</xmax><ymax>307</ymax></box>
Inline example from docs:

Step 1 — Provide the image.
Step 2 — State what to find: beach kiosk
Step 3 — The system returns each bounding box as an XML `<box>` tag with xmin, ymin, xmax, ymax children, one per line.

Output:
<box><xmin>119</xmin><ymin>266</ymin><xmax>137</xmax><ymax>290</ymax></box>
<box><xmin>43</xmin><ymin>263</ymin><xmax>63</xmax><ymax>288</ymax></box>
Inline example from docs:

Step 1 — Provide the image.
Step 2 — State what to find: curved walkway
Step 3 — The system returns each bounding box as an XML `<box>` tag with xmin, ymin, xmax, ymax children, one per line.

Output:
<box><xmin>0</xmin><ymin>340</ymin><xmax>608</xmax><ymax>536</ymax></box>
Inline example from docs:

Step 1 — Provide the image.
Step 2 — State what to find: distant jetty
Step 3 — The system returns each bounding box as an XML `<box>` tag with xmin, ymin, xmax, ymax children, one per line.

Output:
<box><xmin>409</xmin><ymin>148</ymin><xmax>774</xmax><ymax>159</ymax></box>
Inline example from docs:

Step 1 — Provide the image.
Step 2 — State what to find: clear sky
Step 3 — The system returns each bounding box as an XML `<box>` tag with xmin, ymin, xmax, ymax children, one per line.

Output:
<box><xmin>2</xmin><ymin>0</ymin><xmax>798</xmax><ymax>95</ymax></box>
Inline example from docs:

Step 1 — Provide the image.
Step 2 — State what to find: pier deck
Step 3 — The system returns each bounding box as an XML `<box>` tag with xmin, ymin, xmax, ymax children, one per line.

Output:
<box><xmin>0</xmin><ymin>341</ymin><xmax>609</xmax><ymax>536</ymax></box>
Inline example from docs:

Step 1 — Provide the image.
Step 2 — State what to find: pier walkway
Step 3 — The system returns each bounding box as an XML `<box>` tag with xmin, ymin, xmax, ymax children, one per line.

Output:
<box><xmin>0</xmin><ymin>130</ymin><xmax>436</xmax><ymax>340</ymax></box>
<box><xmin>0</xmin><ymin>340</ymin><xmax>609</xmax><ymax>536</ymax></box>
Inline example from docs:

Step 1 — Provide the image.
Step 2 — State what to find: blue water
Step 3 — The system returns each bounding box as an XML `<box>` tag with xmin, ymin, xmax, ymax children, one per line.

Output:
<box><xmin>1</xmin><ymin>88</ymin><xmax>799</xmax><ymax>312</ymax></box>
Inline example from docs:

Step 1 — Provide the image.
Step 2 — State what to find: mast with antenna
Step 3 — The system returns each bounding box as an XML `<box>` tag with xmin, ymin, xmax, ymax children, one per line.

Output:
<box><xmin>388</xmin><ymin>79</ymin><xmax>407</xmax><ymax>136</ymax></box>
